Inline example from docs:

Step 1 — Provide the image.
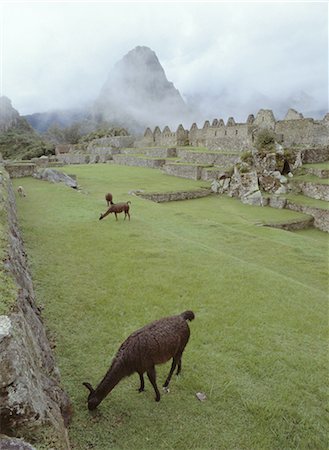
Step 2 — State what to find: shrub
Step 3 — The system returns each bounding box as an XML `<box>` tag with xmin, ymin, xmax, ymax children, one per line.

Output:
<box><xmin>240</xmin><ymin>150</ymin><xmax>253</xmax><ymax>166</ymax></box>
<box><xmin>255</xmin><ymin>129</ymin><xmax>276</xmax><ymax>153</ymax></box>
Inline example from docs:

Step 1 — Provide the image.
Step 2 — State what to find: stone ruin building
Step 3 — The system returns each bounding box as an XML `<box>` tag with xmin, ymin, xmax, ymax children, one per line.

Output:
<box><xmin>137</xmin><ymin>108</ymin><xmax>329</xmax><ymax>151</ymax></box>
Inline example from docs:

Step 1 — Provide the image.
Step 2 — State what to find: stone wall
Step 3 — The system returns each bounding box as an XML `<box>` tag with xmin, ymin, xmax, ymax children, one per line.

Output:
<box><xmin>112</xmin><ymin>154</ymin><xmax>166</xmax><ymax>168</ymax></box>
<box><xmin>87</xmin><ymin>135</ymin><xmax>135</xmax><ymax>152</ymax></box>
<box><xmin>176</xmin><ymin>149</ymin><xmax>240</xmax><ymax>166</ymax></box>
<box><xmin>0</xmin><ymin>166</ymin><xmax>71</xmax><ymax>449</ymax></box>
<box><xmin>297</xmin><ymin>181</ymin><xmax>329</xmax><ymax>202</ymax></box>
<box><xmin>285</xmin><ymin>201</ymin><xmax>329</xmax><ymax>232</ymax></box>
<box><xmin>163</xmin><ymin>163</ymin><xmax>204</xmax><ymax>180</ymax></box>
<box><xmin>135</xmin><ymin>189</ymin><xmax>211</xmax><ymax>202</ymax></box>
<box><xmin>4</xmin><ymin>163</ymin><xmax>37</xmax><ymax>178</ymax></box>
<box><xmin>139</xmin><ymin>108</ymin><xmax>328</xmax><ymax>152</ymax></box>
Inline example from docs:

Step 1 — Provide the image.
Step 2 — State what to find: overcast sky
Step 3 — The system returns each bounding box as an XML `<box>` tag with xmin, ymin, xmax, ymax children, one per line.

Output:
<box><xmin>0</xmin><ymin>1</ymin><xmax>328</xmax><ymax>122</ymax></box>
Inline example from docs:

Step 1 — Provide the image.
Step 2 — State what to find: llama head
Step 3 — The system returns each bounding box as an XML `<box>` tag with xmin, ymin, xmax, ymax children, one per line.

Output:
<box><xmin>83</xmin><ymin>382</ymin><xmax>101</xmax><ymax>410</ymax></box>
<box><xmin>99</xmin><ymin>213</ymin><xmax>104</xmax><ymax>220</ymax></box>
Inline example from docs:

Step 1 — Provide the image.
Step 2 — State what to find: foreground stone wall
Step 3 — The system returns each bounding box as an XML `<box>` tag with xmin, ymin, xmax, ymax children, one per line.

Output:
<box><xmin>0</xmin><ymin>166</ymin><xmax>71</xmax><ymax>449</ymax></box>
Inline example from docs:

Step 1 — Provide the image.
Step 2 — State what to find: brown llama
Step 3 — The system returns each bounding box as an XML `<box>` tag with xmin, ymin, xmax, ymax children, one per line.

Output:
<box><xmin>99</xmin><ymin>201</ymin><xmax>131</xmax><ymax>221</ymax></box>
<box><xmin>105</xmin><ymin>192</ymin><xmax>114</xmax><ymax>206</ymax></box>
<box><xmin>83</xmin><ymin>310</ymin><xmax>195</xmax><ymax>410</ymax></box>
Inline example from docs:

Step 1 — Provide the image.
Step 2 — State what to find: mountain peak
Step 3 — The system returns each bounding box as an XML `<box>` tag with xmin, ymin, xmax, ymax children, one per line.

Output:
<box><xmin>94</xmin><ymin>46</ymin><xmax>190</xmax><ymax>132</ymax></box>
<box><xmin>0</xmin><ymin>96</ymin><xmax>29</xmax><ymax>132</ymax></box>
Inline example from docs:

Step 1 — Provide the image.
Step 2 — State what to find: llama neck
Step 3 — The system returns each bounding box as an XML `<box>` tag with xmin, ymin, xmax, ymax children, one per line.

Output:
<box><xmin>94</xmin><ymin>359</ymin><xmax>128</xmax><ymax>400</ymax></box>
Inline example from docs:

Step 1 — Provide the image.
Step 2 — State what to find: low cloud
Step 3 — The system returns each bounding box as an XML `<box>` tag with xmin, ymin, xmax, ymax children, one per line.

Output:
<box><xmin>1</xmin><ymin>2</ymin><xmax>327</xmax><ymax>122</ymax></box>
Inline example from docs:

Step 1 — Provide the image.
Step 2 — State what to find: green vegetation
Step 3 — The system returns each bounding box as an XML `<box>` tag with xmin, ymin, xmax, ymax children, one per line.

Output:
<box><xmin>303</xmin><ymin>162</ymin><xmax>329</xmax><ymax>170</ymax></box>
<box><xmin>78</xmin><ymin>127</ymin><xmax>128</xmax><ymax>144</ymax></box>
<box><xmin>14</xmin><ymin>164</ymin><xmax>328</xmax><ymax>450</ymax></box>
<box><xmin>255</xmin><ymin>129</ymin><xmax>276</xmax><ymax>154</ymax></box>
<box><xmin>0</xmin><ymin>128</ymin><xmax>55</xmax><ymax>160</ymax></box>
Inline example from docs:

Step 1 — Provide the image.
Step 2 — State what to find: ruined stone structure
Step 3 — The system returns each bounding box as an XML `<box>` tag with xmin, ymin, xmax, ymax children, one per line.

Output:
<box><xmin>138</xmin><ymin>109</ymin><xmax>329</xmax><ymax>151</ymax></box>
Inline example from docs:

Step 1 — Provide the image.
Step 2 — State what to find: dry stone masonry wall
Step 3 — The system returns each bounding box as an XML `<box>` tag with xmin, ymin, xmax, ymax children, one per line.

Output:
<box><xmin>138</xmin><ymin>109</ymin><xmax>329</xmax><ymax>151</ymax></box>
<box><xmin>0</xmin><ymin>166</ymin><xmax>71</xmax><ymax>449</ymax></box>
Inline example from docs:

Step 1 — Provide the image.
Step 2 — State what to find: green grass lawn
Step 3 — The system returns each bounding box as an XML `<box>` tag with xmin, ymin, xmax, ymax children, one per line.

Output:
<box><xmin>13</xmin><ymin>164</ymin><xmax>328</xmax><ymax>450</ymax></box>
<box><xmin>303</xmin><ymin>162</ymin><xmax>329</xmax><ymax>170</ymax></box>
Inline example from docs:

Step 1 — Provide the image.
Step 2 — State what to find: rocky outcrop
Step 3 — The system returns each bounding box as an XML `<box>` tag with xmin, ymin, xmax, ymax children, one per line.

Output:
<box><xmin>0</xmin><ymin>97</ymin><xmax>31</xmax><ymax>133</ymax></box>
<box><xmin>0</xmin><ymin>167</ymin><xmax>71</xmax><ymax>449</ymax></box>
<box><xmin>33</xmin><ymin>168</ymin><xmax>78</xmax><ymax>188</ymax></box>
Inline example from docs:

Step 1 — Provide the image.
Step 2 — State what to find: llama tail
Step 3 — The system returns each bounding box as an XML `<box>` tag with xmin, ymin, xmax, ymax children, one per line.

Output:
<box><xmin>181</xmin><ymin>310</ymin><xmax>195</xmax><ymax>322</ymax></box>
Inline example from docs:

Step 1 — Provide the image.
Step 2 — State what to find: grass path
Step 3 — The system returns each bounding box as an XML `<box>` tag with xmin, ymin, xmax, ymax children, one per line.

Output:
<box><xmin>13</xmin><ymin>165</ymin><xmax>328</xmax><ymax>450</ymax></box>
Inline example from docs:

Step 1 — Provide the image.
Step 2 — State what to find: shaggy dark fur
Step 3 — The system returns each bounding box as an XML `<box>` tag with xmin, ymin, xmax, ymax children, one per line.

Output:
<box><xmin>99</xmin><ymin>201</ymin><xmax>131</xmax><ymax>221</ymax></box>
<box><xmin>83</xmin><ymin>310</ymin><xmax>195</xmax><ymax>410</ymax></box>
<box><xmin>105</xmin><ymin>192</ymin><xmax>114</xmax><ymax>206</ymax></box>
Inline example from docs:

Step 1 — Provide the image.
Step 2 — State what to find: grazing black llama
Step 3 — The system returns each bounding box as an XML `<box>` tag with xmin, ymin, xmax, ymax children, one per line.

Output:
<box><xmin>83</xmin><ymin>310</ymin><xmax>195</xmax><ymax>410</ymax></box>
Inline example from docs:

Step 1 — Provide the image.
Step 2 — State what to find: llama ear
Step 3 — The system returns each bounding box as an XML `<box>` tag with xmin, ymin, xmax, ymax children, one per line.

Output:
<box><xmin>83</xmin><ymin>382</ymin><xmax>95</xmax><ymax>394</ymax></box>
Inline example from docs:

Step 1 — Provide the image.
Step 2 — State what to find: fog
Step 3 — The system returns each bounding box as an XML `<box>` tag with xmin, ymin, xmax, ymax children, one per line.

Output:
<box><xmin>1</xmin><ymin>1</ymin><xmax>328</xmax><ymax>124</ymax></box>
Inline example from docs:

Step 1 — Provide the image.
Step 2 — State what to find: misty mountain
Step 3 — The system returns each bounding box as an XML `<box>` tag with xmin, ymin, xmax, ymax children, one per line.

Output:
<box><xmin>24</xmin><ymin>107</ymin><xmax>91</xmax><ymax>133</ymax></box>
<box><xmin>0</xmin><ymin>96</ymin><xmax>32</xmax><ymax>132</ymax></box>
<box><xmin>93</xmin><ymin>46</ymin><xmax>192</xmax><ymax>132</ymax></box>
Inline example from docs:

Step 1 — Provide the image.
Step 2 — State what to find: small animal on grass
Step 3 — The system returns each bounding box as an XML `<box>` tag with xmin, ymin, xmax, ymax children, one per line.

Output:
<box><xmin>105</xmin><ymin>192</ymin><xmax>114</xmax><ymax>206</ymax></box>
<box><xmin>17</xmin><ymin>186</ymin><xmax>26</xmax><ymax>197</ymax></box>
<box><xmin>83</xmin><ymin>310</ymin><xmax>195</xmax><ymax>410</ymax></box>
<box><xmin>99</xmin><ymin>201</ymin><xmax>131</xmax><ymax>221</ymax></box>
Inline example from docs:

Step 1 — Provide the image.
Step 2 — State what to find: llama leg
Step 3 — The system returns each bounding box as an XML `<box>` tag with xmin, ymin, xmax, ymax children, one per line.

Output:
<box><xmin>138</xmin><ymin>373</ymin><xmax>145</xmax><ymax>392</ymax></box>
<box><xmin>147</xmin><ymin>366</ymin><xmax>160</xmax><ymax>402</ymax></box>
<box><xmin>176</xmin><ymin>356</ymin><xmax>182</xmax><ymax>376</ymax></box>
<box><xmin>127</xmin><ymin>211</ymin><xmax>130</xmax><ymax>221</ymax></box>
<box><xmin>163</xmin><ymin>357</ymin><xmax>178</xmax><ymax>388</ymax></box>
<box><xmin>115</xmin><ymin>213</ymin><xmax>118</xmax><ymax>221</ymax></box>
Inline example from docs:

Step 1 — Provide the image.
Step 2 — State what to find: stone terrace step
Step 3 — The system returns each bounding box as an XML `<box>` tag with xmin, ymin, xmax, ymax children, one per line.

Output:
<box><xmin>134</xmin><ymin>188</ymin><xmax>211</xmax><ymax>203</ymax></box>
<box><xmin>292</xmin><ymin>175</ymin><xmax>329</xmax><ymax>201</ymax></box>
<box><xmin>201</xmin><ymin>166</ymin><xmax>232</xmax><ymax>181</ymax></box>
<box><xmin>163</xmin><ymin>162</ymin><xmax>213</xmax><ymax>180</ymax></box>
<box><xmin>112</xmin><ymin>154</ymin><xmax>166</xmax><ymax>169</ymax></box>
<box><xmin>176</xmin><ymin>148</ymin><xmax>240</xmax><ymax>166</ymax></box>
<box><xmin>275</xmin><ymin>194</ymin><xmax>329</xmax><ymax>232</ymax></box>
<box><xmin>264</xmin><ymin>215</ymin><xmax>314</xmax><ymax>232</ymax></box>
<box><xmin>302</xmin><ymin>162</ymin><xmax>329</xmax><ymax>179</ymax></box>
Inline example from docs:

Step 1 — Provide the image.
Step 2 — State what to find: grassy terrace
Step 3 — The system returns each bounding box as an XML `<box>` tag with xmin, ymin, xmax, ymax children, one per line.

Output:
<box><xmin>13</xmin><ymin>164</ymin><xmax>328</xmax><ymax>450</ymax></box>
<box><xmin>292</xmin><ymin>174</ymin><xmax>329</xmax><ymax>185</ymax></box>
<box><xmin>303</xmin><ymin>162</ymin><xmax>329</xmax><ymax>170</ymax></box>
<box><xmin>285</xmin><ymin>194</ymin><xmax>329</xmax><ymax>210</ymax></box>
